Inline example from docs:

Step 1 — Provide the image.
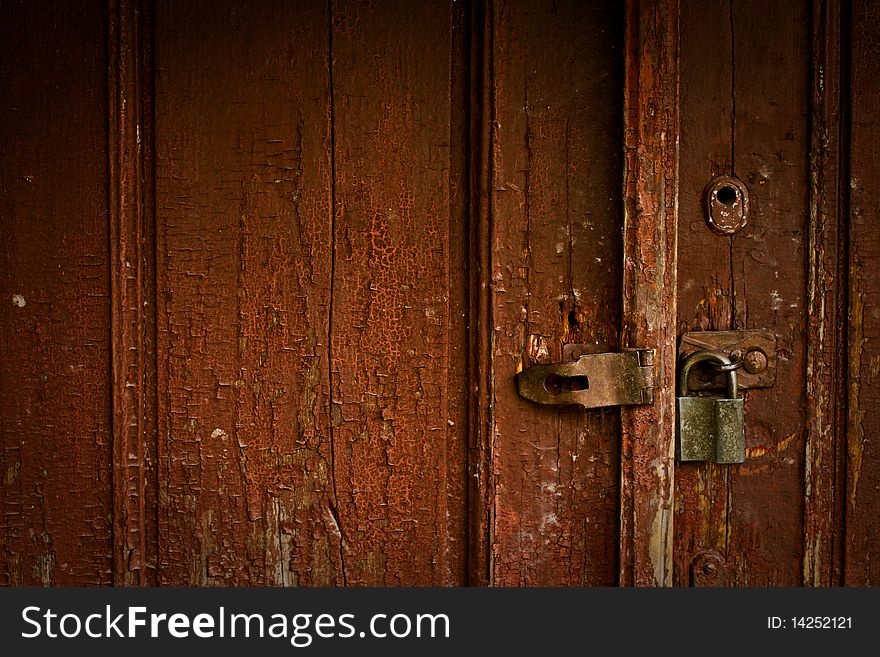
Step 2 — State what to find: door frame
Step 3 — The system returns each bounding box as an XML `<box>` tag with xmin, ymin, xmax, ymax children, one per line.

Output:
<box><xmin>617</xmin><ymin>0</ymin><xmax>680</xmax><ymax>587</ymax></box>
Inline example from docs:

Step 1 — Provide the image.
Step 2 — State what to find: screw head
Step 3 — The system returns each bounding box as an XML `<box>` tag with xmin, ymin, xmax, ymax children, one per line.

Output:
<box><xmin>743</xmin><ymin>349</ymin><xmax>768</xmax><ymax>374</ymax></box>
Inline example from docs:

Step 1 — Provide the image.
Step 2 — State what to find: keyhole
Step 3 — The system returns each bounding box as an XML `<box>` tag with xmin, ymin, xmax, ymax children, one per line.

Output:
<box><xmin>703</xmin><ymin>174</ymin><xmax>749</xmax><ymax>235</ymax></box>
<box><xmin>716</xmin><ymin>185</ymin><xmax>737</xmax><ymax>205</ymax></box>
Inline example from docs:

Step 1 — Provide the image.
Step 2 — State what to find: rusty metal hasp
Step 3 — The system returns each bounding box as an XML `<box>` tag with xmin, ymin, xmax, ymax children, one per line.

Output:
<box><xmin>516</xmin><ymin>349</ymin><xmax>655</xmax><ymax>409</ymax></box>
<box><xmin>678</xmin><ymin>329</ymin><xmax>777</xmax><ymax>391</ymax></box>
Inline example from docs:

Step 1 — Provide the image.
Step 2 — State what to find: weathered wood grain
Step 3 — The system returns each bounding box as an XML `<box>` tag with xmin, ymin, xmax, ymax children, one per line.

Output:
<box><xmin>804</xmin><ymin>0</ymin><xmax>847</xmax><ymax>587</ymax></box>
<box><xmin>155</xmin><ymin>0</ymin><xmax>341</xmax><ymax>585</ymax></box>
<box><xmin>726</xmin><ymin>0</ymin><xmax>811</xmax><ymax>586</ymax></box>
<box><xmin>846</xmin><ymin>0</ymin><xmax>880</xmax><ymax>585</ymax></box>
<box><xmin>0</xmin><ymin>0</ymin><xmax>113</xmax><ymax>585</ymax></box>
<box><xmin>109</xmin><ymin>0</ymin><xmax>158</xmax><ymax>586</ymax></box>
<box><xmin>328</xmin><ymin>0</ymin><xmax>466</xmax><ymax>586</ymax></box>
<box><xmin>490</xmin><ymin>0</ymin><xmax>624</xmax><ymax>585</ymax></box>
<box><xmin>674</xmin><ymin>0</ymin><xmax>732</xmax><ymax>587</ymax></box>
<box><xmin>466</xmin><ymin>0</ymin><xmax>496</xmax><ymax>587</ymax></box>
<box><xmin>619</xmin><ymin>0</ymin><xmax>680</xmax><ymax>587</ymax></box>
<box><xmin>677</xmin><ymin>0</ymin><xmax>811</xmax><ymax>586</ymax></box>
<box><xmin>448</xmin><ymin>0</ymin><xmax>472</xmax><ymax>588</ymax></box>
<box><xmin>2</xmin><ymin>0</ymin><xmax>876</xmax><ymax>589</ymax></box>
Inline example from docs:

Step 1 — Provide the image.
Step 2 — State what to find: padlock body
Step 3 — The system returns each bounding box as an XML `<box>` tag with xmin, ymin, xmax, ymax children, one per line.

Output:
<box><xmin>677</xmin><ymin>396</ymin><xmax>745</xmax><ymax>464</ymax></box>
<box><xmin>714</xmin><ymin>398</ymin><xmax>745</xmax><ymax>463</ymax></box>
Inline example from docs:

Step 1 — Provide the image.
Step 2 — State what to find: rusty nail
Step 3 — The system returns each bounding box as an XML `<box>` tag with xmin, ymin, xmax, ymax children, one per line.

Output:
<box><xmin>742</xmin><ymin>349</ymin><xmax>768</xmax><ymax>374</ymax></box>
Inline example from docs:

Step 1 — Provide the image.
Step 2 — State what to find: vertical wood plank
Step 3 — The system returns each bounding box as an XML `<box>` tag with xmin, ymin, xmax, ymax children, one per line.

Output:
<box><xmin>329</xmin><ymin>0</ymin><xmax>466</xmax><ymax>586</ymax></box>
<box><xmin>727</xmin><ymin>0</ymin><xmax>811</xmax><ymax>585</ymax></box>
<box><xmin>467</xmin><ymin>0</ymin><xmax>496</xmax><ymax>587</ymax></box>
<box><xmin>674</xmin><ymin>0</ymin><xmax>734</xmax><ymax>587</ymax></box>
<box><xmin>155</xmin><ymin>0</ymin><xmax>341</xmax><ymax>585</ymax></box>
<box><xmin>447</xmin><ymin>0</ymin><xmax>472</xmax><ymax>587</ymax></box>
<box><xmin>676</xmin><ymin>0</ymin><xmax>813</xmax><ymax>586</ymax></box>
<box><xmin>490</xmin><ymin>0</ymin><xmax>625</xmax><ymax>585</ymax></box>
<box><xmin>0</xmin><ymin>0</ymin><xmax>113</xmax><ymax>585</ymax></box>
<box><xmin>846</xmin><ymin>0</ymin><xmax>880</xmax><ymax>585</ymax></box>
<box><xmin>804</xmin><ymin>0</ymin><xmax>847</xmax><ymax>587</ymax></box>
<box><xmin>619</xmin><ymin>0</ymin><xmax>680</xmax><ymax>586</ymax></box>
<box><xmin>109</xmin><ymin>0</ymin><xmax>157</xmax><ymax>586</ymax></box>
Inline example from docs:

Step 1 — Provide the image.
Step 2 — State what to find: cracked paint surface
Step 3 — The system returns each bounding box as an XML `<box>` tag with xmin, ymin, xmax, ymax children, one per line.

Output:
<box><xmin>0</xmin><ymin>0</ymin><xmax>113</xmax><ymax>585</ymax></box>
<box><xmin>488</xmin><ymin>0</ymin><xmax>623</xmax><ymax>586</ymax></box>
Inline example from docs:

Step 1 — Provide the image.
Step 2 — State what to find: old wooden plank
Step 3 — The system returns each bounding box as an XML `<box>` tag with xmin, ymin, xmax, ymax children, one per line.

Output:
<box><xmin>447</xmin><ymin>0</ymin><xmax>472</xmax><ymax>587</ymax></box>
<box><xmin>676</xmin><ymin>0</ymin><xmax>813</xmax><ymax>586</ymax></box>
<box><xmin>155</xmin><ymin>0</ymin><xmax>341</xmax><ymax>585</ymax></box>
<box><xmin>619</xmin><ymin>0</ymin><xmax>680</xmax><ymax>587</ymax></box>
<box><xmin>804</xmin><ymin>0</ymin><xmax>846</xmax><ymax>587</ymax></box>
<box><xmin>328</xmin><ymin>0</ymin><xmax>466</xmax><ymax>585</ymax></box>
<box><xmin>490</xmin><ymin>0</ymin><xmax>624</xmax><ymax>585</ymax></box>
<box><xmin>674</xmin><ymin>0</ymin><xmax>733</xmax><ymax>587</ymax></box>
<box><xmin>466</xmin><ymin>0</ymin><xmax>496</xmax><ymax>587</ymax></box>
<box><xmin>727</xmin><ymin>0</ymin><xmax>811</xmax><ymax>585</ymax></box>
<box><xmin>109</xmin><ymin>0</ymin><xmax>157</xmax><ymax>586</ymax></box>
<box><xmin>846</xmin><ymin>0</ymin><xmax>880</xmax><ymax>585</ymax></box>
<box><xmin>0</xmin><ymin>0</ymin><xmax>113</xmax><ymax>585</ymax></box>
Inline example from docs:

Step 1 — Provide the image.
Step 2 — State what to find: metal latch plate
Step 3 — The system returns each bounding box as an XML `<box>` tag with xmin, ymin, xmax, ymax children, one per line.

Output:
<box><xmin>516</xmin><ymin>349</ymin><xmax>655</xmax><ymax>409</ymax></box>
<box><xmin>678</xmin><ymin>329</ymin><xmax>776</xmax><ymax>390</ymax></box>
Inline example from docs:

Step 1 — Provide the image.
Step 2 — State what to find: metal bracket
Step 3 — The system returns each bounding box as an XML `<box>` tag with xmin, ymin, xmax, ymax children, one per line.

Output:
<box><xmin>516</xmin><ymin>349</ymin><xmax>655</xmax><ymax>409</ymax></box>
<box><xmin>678</xmin><ymin>329</ymin><xmax>776</xmax><ymax>391</ymax></box>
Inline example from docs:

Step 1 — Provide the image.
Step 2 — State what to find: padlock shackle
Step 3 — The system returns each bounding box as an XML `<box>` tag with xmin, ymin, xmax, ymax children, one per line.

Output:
<box><xmin>678</xmin><ymin>350</ymin><xmax>738</xmax><ymax>399</ymax></box>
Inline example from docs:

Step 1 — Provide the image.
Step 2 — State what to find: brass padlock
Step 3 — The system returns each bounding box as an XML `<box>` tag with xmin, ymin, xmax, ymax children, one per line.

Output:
<box><xmin>676</xmin><ymin>351</ymin><xmax>745</xmax><ymax>464</ymax></box>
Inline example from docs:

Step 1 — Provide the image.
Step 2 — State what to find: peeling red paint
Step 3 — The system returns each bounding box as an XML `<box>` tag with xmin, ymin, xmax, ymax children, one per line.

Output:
<box><xmin>618</xmin><ymin>0</ymin><xmax>680</xmax><ymax>587</ymax></box>
<box><xmin>155</xmin><ymin>0</ymin><xmax>341</xmax><ymax>585</ymax></box>
<box><xmin>328</xmin><ymin>0</ymin><xmax>466</xmax><ymax>586</ymax></box>
<box><xmin>0</xmin><ymin>0</ymin><xmax>113</xmax><ymax>585</ymax></box>
<box><xmin>676</xmin><ymin>0</ymin><xmax>812</xmax><ymax>586</ymax></box>
<box><xmin>846</xmin><ymin>0</ymin><xmax>880</xmax><ymax>583</ymax></box>
<box><xmin>2</xmin><ymin>0</ymin><xmax>879</xmax><ymax>588</ymax></box>
<box><xmin>488</xmin><ymin>0</ymin><xmax>624</xmax><ymax>586</ymax></box>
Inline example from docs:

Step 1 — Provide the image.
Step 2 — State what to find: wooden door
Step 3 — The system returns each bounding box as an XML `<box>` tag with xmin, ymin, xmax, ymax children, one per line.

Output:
<box><xmin>152</xmin><ymin>0</ymin><xmax>627</xmax><ymax>586</ymax></box>
<box><xmin>674</xmin><ymin>0</ymin><xmax>879</xmax><ymax>586</ymax></box>
<box><xmin>1</xmin><ymin>0</ymin><xmax>878</xmax><ymax>587</ymax></box>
